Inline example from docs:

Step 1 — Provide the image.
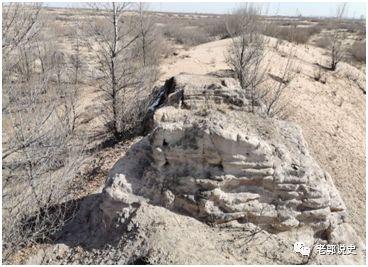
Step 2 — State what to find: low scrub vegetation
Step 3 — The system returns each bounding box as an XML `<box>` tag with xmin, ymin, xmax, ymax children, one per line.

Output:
<box><xmin>226</xmin><ymin>5</ymin><xmax>295</xmax><ymax>117</ymax></box>
<box><xmin>2</xmin><ymin>2</ymin><xmax>162</xmax><ymax>261</ymax></box>
<box><xmin>351</xmin><ymin>41</ymin><xmax>366</xmax><ymax>62</ymax></box>
<box><xmin>2</xmin><ymin>3</ymin><xmax>85</xmax><ymax>260</ymax></box>
<box><xmin>159</xmin><ymin>15</ymin><xmax>229</xmax><ymax>46</ymax></box>
<box><xmin>315</xmin><ymin>36</ymin><xmax>330</xmax><ymax>49</ymax></box>
<box><xmin>263</xmin><ymin>24</ymin><xmax>321</xmax><ymax>44</ymax></box>
<box><xmin>162</xmin><ymin>24</ymin><xmax>212</xmax><ymax>46</ymax></box>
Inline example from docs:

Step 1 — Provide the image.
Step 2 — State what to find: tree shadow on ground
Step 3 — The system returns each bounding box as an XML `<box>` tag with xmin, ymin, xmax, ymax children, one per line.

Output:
<box><xmin>24</xmin><ymin>193</ymin><xmax>109</xmax><ymax>250</ymax></box>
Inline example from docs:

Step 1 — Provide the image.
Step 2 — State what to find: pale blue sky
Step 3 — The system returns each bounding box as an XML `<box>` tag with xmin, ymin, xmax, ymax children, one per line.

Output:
<box><xmin>45</xmin><ymin>2</ymin><xmax>366</xmax><ymax>18</ymax></box>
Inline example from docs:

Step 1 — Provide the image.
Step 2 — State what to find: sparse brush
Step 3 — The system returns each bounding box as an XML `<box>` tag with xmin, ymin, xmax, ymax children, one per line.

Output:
<box><xmin>226</xmin><ymin>5</ymin><xmax>295</xmax><ymax>117</ymax></box>
<box><xmin>262</xmin><ymin>24</ymin><xmax>321</xmax><ymax>44</ymax></box>
<box><xmin>162</xmin><ymin>23</ymin><xmax>212</xmax><ymax>46</ymax></box>
<box><xmin>350</xmin><ymin>41</ymin><xmax>366</xmax><ymax>63</ymax></box>
<box><xmin>2</xmin><ymin>3</ymin><xmax>87</xmax><ymax>261</ymax></box>
<box><xmin>315</xmin><ymin>36</ymin><xmax>330</xmax><ymax>49</ymax></box>
<box><xmin>325</xmin><ymin>4</ymin><xmax>348</xmax><ymax>71</ymax></box>
<box><xmin>226</xmin><ymin>4</ymin><xmax>266</xmax><ymax>113</ymax></box>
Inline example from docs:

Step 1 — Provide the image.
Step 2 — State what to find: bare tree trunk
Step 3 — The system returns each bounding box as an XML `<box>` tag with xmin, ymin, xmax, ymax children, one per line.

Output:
<box><xmin>111</xmin><ymin>3</ymin><xmax>120</xmax><ymax>138</ymax></box>
<box><xmin>139</xmin><ymin>3</ymin><xmax>147</xmax><ymax>66</ymax></box>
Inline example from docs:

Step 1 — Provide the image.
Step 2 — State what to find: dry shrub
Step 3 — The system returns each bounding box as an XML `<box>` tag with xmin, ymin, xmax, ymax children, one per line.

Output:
<box><xmin>226</xmin><ymin>5</ymin><xmax>295</xmax><ymax>117</ymax></box>
<box><xmin>2</xmin><ymin>3</ymin><xmax>86</xmax><ymax>262</ymax></box>
<box><xmin>162</xmin><ymin>23</ymin><xmax>212</xmax><ymax>46</ymax></box>
<box><xmin>313</xmin><ymin>4</ymin><xmax>347</xmax><ymax>71</ymax></box>
<box><xmin>202</xmin><ymin>17</ymin><xmax>229</xmax><ymax>39</ymax></box>
<box><xmin>290</xmin><ymin>28</ymin><xmax>312</xmax><ymax>44</ymax></box>
<box><xmin>227</xmin><ymin>5</ymin><xmax>272</xmax><ymax>116</ymax></box>
<box><xmin>350</xmin><ymin>41</ymin><xmax>366</xmax><ymax>62</ymax></box>
<box><xmin>335</xmin><ymin>20</ymin><xmax>366</xmax><ymax>35</ymax></box>
<box><xmin>315</xmin><ymin>36</ymin><xmax>330</xmax><ymax>49</ymax></box>
<box><xmin>150</xmin><ymin>12</ymin><xmax>227</xmax><ymax>44</ymax></box>
<box><xmin>263</xmin><ymin>24</ymin><xmax>321</xmax><ymax>44</ymax></box>
<box><xmin>48</xmin><ymin>21</ymin><xmax>75</xmax><ymax>38</ymax></box>
<box><xmin>2</xmin><ymin>74</ymin><xmax>85</xmax><ymax>262</ymax></box>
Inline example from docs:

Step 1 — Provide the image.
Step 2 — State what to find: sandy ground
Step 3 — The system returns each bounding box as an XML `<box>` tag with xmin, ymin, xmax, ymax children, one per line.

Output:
<box><xmin>159</xmin><ymin>37</ymin><xmax>366</xmax><ymax>240</ymax></box>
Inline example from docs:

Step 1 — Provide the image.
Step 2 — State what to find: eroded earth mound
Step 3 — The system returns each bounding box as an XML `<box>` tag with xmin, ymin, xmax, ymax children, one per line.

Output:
<box><xmin>27</xmin><ymin>74</ymin><xmax>364</xmax><ymax>264</ymax></box>
<box><xmin>104</xmin><ymin>74</ymin><xmax>347</xmax><ymax>231</ymax></box>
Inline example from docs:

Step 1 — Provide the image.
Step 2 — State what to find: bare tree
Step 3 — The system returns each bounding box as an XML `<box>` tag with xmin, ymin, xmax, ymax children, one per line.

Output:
<box><xmin>2</xmin><ymin>2</ymin><xmax>44</xmax><ymax>82</ymax></box>
<box><xmin>263</xmin><ymin>51</ymin><xmax>295</xmax><ymax>118</ymax></box>
<box><xmin>2</xmin><ymin>3</ymin><xmax>44</xmax><ymax>114</ymax></box>
<box><xmin>69</xmin><ymin>21</ymin><xmax>83</xmax><ymax>86</ymax></box>
<box><xmin>2</xmin><ymin>3</ymin><xmax>42</xmax><ymax>56</ymax></box>
<box><xmin>2</xmin><ymin>4</ymin><xmax>85</xmax><ymax>260</ymax></box>
<box><xmin>67</xmin><ymin>22</ymin><xmax>84</xmax><ymax>133</ymax></box>
<box><xmin>83</xmin><ymin>3</ymin><xmax>160</xmax><ymax>139</ymax></box>
<box><xmin>326</xmin><ymin>3</ymin><xmax>347</xmax><ymax>70</ymax></box>
<box><xmin>84</xmin><ymin>3</ymin><xmax>141</xmax><ymax>139</ymax></box>
<box><xmin>137</xmin><ymin>3</ymin><xmax>152</xmax><ymax>66</ymax></box>
<box><xmin>3</xmin><ymin>69</ymin><xmax>84</xmax><ymax>261</ymax></box>
<box><xmin>226</xmin><ymin>5</ymin><xmax>296</xmax><ymax>117</ymax></box>
<box><xmin>13</xmin><ymin>42</ymin><xmax>37</xmax><ymax>82</ymax></box>
<box><xmin>226</xmin><ymin>5</ymin><xmax>268</xmax><ymax>113</ymax></box>
<box><xmin>134</xmin><ymin>3</ymin><xmax>162</xmax><ymax>67</ymax></box>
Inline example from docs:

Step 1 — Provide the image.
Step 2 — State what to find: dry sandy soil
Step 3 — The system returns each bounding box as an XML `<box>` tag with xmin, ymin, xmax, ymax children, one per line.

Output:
<box><xmin>159</xmin><ymin>37</ymin><xmax>366</xmax><ymax>239</ymax></box>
